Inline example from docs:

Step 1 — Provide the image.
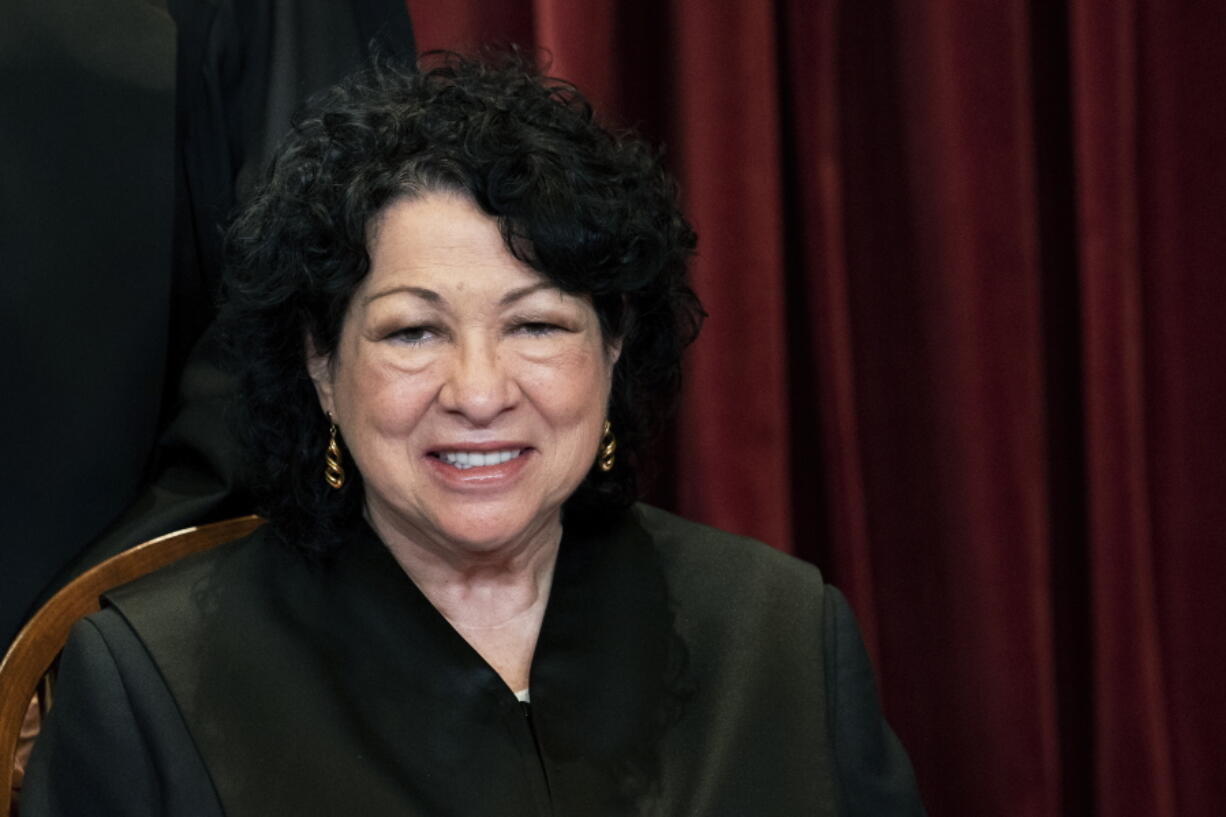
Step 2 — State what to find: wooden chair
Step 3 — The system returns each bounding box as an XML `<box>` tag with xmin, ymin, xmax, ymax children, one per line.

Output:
<box><xmin>0</xmin><ymin>515</ymin><xmax>263</xmax><ymax>817</ymax></box>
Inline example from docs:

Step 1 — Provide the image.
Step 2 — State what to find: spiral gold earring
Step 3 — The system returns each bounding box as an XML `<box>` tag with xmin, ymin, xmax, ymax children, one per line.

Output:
<box><xmin>598</xmin><ymin>420</ymin><xmax>617</xmax><ymax>472</ymax></box>
<box><xmin>324</xmin><ymin>416</ymin><xmax>345</xmax><ymax>490</ymax></box>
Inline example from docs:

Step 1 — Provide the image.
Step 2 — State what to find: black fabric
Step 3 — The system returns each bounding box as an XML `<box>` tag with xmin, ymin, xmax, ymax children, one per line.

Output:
<box><xmin>21</xmin><ymin>611</ymin><xmax>222</xmax><ymax>817</ymax></box>
<box><xmin>1</xmin><ymin>0</ymin><xmax>416</xmax><ymax>647</ymax></box>
<box><xmin>166</xmin><ymin>0</ymin><xmax>415</xmax><ymax>321</ymax></box>
<box><xmin>25</xmin><ymin>506</ymin><xmax>926</xmax><ymax>816</ymax></box>
<box><xmin>1</xmin><ymin>0</ymin><xmax>178</xmax><ymax>649</ymax></box>
<box><xmin>48</xmin><ymin>328</ymin><xmax>245</xmax><ymax>576</ymax></box>
<box><xmin>823</xmin><ymin>587</ymin><xmax>927</xmax><ymax>817</ymax></box>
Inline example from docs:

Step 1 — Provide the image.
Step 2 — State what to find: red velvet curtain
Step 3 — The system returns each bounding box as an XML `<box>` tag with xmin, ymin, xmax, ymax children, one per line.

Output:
<box><xmin>407</xmin><ymin>2</ymin><xmax>1226</xmax><ymax>815</ymax></box>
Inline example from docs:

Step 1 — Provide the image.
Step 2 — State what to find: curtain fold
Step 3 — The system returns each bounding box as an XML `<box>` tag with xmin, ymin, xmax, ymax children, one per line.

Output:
<box><xmin>1071</xmin><ymin>2</ymin><xmax>1226</xmax><ymax>814</ymax></box>
<box><xmin>667</xmin><ymin>0</ymin><xmax>793</xmax><ymax>552</ymax></box>
<box><xmin>778</xmin><ymin>0</ymin><xmax>881</xmax><ymax>658</ymax></box>
<box><xmin>408</xmin><ymin>2</ymin><xmax>1226</xmax><ymax>814</ymax></box>
<box><xmin>1070</xmin><ymin>4</ymin><xmax>1175</xmax><ymax>815</ymax></box>
<box><xmin>832</xmin><ymin>4</ymin><xmax>1060</xmax><ymax>814</ymax></box>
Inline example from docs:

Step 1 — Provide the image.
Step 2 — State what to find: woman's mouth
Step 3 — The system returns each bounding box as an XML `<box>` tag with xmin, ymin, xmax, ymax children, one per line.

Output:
<box><xmin>432</xmin><ymin>448</ymin><xmax>526</xmax><ymax>470</ymax></box>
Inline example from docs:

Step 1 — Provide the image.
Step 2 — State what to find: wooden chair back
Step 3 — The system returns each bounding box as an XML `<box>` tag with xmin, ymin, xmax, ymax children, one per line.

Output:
<box><xmin>0</xmin><ymin>515</ymin><xmax>264</xmax><ymax>817</ymax></box>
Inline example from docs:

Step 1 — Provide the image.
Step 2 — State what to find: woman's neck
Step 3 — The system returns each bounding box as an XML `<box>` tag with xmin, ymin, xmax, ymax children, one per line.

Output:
<box><xmin>367</xmin><ymin>504</ymin><xmax>562</xmax><ymax>691</ymax></box>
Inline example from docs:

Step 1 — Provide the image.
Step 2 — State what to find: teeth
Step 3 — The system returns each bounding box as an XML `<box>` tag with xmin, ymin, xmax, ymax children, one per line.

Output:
<box><xmin>437</xmin><ymin>449</ymin><xmax>523</xmax><ymax>470</ymax></box>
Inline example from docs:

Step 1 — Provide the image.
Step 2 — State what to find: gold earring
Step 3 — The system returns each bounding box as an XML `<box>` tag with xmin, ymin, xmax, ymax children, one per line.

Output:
<box><xmin>324</xmin><ymin>416</ymin><xmax>345</xmax><ymax>489</ymax></box>
<box><xmin>598</xmin><ymin>420</ymin><xmax>616</xmax><ymax>472</ymax></box>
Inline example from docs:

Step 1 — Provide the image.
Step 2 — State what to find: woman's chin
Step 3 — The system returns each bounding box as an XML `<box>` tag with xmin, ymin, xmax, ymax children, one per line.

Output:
<box><xmin>368</xmin><ymin>495</ymin><xmax>564</xmax><ymax>565</ymax></box>
<box><xmin>427</xmin><ymin>510</ymin><xmax>560</xmax><ymax>559</ymax></box>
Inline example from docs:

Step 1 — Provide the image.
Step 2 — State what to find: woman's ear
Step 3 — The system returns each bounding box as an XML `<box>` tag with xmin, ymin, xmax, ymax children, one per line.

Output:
<box><xmin>606</xmin><ymin>336</ymin><xmax>623</xmax><ymax>368</ymax></box>
<box><xmin>305</xmin><ymin>334</ymin><xmax>336</xmax><ymax>417</ymax></box>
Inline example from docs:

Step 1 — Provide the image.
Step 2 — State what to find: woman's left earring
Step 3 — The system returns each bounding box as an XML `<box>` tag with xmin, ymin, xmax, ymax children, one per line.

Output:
<box><xmin>598</xmin><ymin>420</ymin><xmax>616</xmax><ymax>472</ymax></box>
<box><xmin>324</xmin><ymin>415</ymin><xmax>345</xmax><ymax>490</ymax></box>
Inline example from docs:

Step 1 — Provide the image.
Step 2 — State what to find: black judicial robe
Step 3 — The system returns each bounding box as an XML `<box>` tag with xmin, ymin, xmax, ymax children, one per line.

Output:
<box><xmin>24</xmin><ymin>506</ymin><xmax>926</xmax><ymax>816</ymax></box>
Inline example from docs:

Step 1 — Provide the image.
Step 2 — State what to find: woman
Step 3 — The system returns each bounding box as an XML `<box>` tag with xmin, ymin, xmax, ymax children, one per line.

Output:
<box><xmin>25</xmin><ymin>54</ymin><xmax>925</xmax><ymax>816</ymax></box>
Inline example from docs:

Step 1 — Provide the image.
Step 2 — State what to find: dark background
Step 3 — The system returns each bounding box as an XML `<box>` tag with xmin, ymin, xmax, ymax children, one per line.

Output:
<box><xmin>405</xmin><ymin>1</ymin><xmax>1226</xmax><ymax>815</ymax></box>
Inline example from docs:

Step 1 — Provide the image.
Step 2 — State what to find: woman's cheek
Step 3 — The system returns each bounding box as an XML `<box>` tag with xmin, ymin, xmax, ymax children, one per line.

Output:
<box><xmin>526</xmin><ymin>356</ymin><xmax>608</xmax><ymax>418</ymax></box>
<box><xmin>352</xmin><ymin>360</ymin><xmax>437</xmax><ymax>431</ymax></box>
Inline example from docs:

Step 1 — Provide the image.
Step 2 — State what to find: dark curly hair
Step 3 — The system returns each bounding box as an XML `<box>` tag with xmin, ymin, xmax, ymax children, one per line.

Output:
<box><xmin>221</xmin><ymin>51</ymin><xmax>703</xmax><ymax>556</ymax></box>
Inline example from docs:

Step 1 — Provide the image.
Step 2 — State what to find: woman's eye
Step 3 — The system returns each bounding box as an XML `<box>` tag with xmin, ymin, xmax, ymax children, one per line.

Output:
<box><xmin>515</xmin><ymin>321</ymin><xmax>563</xmax><ymax>337</ymax></box>
<box><xmin>390</xmin><ymin>326</ymin><xmax>437</xmax><ymax>344</ymax></box>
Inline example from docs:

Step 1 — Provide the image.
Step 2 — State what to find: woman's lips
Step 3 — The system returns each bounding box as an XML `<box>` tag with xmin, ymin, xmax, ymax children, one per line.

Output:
<box><xmin>426</xmin><ymin>446</ymin><xmax>533</xmax><ymax>487</ymax></box>
<box><xmin>433</xmin><ymin>448</ymin><xmax>525</xmax><ymax>470</ymax></box>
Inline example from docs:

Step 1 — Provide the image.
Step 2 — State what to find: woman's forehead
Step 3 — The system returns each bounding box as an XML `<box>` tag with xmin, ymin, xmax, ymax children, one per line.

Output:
<box><xmin>362</xmin><ymin>194</ymin><xmax>552</xmax><ymax>300</ymax></box>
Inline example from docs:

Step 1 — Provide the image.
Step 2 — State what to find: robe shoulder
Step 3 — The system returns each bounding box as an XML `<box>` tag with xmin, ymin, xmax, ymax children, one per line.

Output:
<box><xmin>631</xmin><ymin>502</ymin><xmax>826</xmax><ymax>610</ymax></box>
<box><xmin>102</xmin><ymin>524</ymin><xmax>291</xmax><ymax>620</ymax></box>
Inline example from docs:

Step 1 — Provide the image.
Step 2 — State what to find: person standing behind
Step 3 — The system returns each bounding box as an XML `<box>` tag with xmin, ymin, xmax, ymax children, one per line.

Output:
<box><xmin>0</xmin><ymin>0</ymin><xmax>416</xmax><ymax>648</ymax></box>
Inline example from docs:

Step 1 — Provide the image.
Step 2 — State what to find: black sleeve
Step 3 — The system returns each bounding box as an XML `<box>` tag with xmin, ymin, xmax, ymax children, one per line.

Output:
<box><xmin>824</xmin><ymin>586</ymin><xmax>927</xmax><ymax>817</ymax></box>
<box><xmin>22</xmin><ymin>610</ymin><xmax>223</xmax><ymax>817</ymax></box>
<box><xmin>54</xmin><ymin>327</ymin><xmax>248</xmax><ymax>576</ymax></box>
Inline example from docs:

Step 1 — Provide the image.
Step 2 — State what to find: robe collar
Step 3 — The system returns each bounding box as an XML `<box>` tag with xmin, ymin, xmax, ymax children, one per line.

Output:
<box><xmin>339</xmin><ymin>507</ymin><xmax>687</xmax><ymax>796</ymax></box>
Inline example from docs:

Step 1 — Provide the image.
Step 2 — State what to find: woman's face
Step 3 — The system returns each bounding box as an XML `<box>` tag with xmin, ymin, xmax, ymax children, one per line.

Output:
<box><xmin>308</xmin><ymin>192</ymin><xmax>618</xmax><ymax>560</ymax></box>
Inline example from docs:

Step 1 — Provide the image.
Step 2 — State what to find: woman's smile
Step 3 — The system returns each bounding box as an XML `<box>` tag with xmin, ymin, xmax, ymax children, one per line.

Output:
<box><xmin>432</xmin><ymin>448</ymin><xmax>525</xmax><ymax>470</ymax></box>
<box><xmin>425</xmin><ymin>444</ymin><xmax>535</xmax><ymax>489</ymax></box>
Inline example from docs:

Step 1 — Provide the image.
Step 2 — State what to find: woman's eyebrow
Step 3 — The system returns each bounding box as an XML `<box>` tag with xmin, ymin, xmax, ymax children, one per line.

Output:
<box><xmin>361</xmin><ymin>282</ymin><xmax>558</xmax><ymax>308</ymax></box>
<box><xmin>499</xmin><ymin>282</ymin><xmax>557</xmax><ymax>306</ymax></box>
<box><xmin>363</xmin><ymin>285</ymin><xmax>442</xmax><ymax>307</ymax></box>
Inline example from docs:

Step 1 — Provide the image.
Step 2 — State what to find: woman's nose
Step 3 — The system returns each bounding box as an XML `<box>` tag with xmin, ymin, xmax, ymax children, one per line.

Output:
<box><xmin>437</xmin><ymin>340</ymin><xmax>518</xmax><ymax>425</ymax></box>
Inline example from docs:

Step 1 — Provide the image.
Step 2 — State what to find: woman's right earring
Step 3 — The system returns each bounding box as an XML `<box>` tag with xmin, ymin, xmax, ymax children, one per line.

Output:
<box><xmin>324</xmin><ymin>418</ymin><xmax>345</xmax><ymax>490</ymax></box>
<box><xmin>598</xmin><ymin>420</ymin><xmax>617</xmax><ymax>472</ymax></box>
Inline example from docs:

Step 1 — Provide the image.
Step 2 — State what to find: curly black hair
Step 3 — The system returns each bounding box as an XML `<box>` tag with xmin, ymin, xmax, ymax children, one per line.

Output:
<box><xmin>221</xmin><ymin>51</ymin><xmax>703</xmax><ymax>556</ymax></box>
